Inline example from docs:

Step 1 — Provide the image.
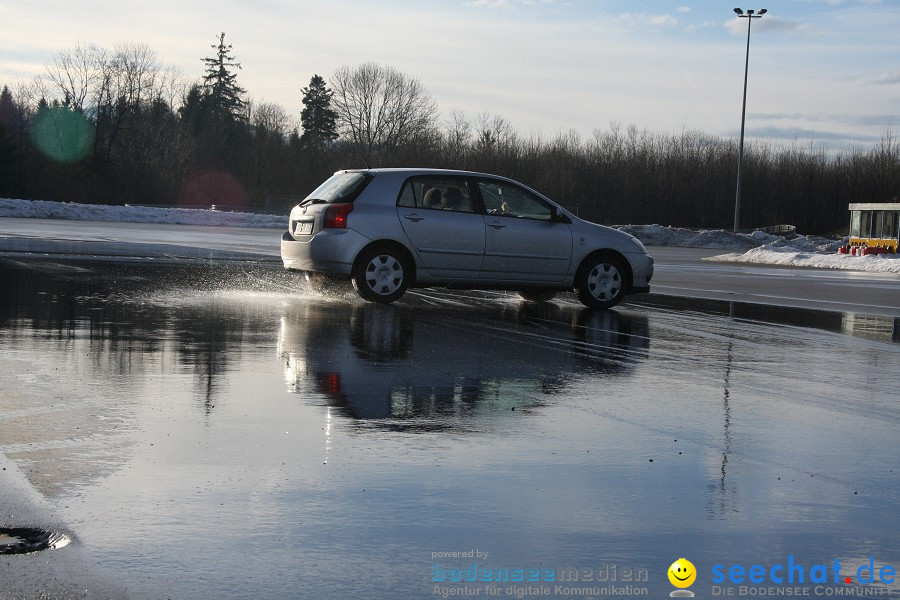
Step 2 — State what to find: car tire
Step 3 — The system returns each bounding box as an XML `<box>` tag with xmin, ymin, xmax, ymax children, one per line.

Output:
<box><xmin>574</xmin><ymin>253</ymin><xmax>627</xmax><ymax>309</ymax></box>
<box><xmin>518</xmin><ymin>289</ymin><xmax>557</xmax><ymax>302</ymax></box>
<box><xmin>352</xmin><ymin>246</ymin><xmax>409</xmax><ymax>304</ymax></box>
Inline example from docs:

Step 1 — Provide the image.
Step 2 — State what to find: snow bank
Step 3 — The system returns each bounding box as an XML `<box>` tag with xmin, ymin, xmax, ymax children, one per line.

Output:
<box><xmin>616</xmin><ymin>224</ymin><xmax>774</xmax><ymax>249</ymax></box>
<box><xmin>618</xmin><ymin>224</ymin><xmax>900</xmax><ymax>274</ymax></box>
<box><xmin>0</xmin><ymin>198</ymin><xmax>285</xmax><ymax>228</ymax></box>
<box><xmin>705</xmin><ymin>240</ymin><xmax>900</xmax><ymax>273</ymax></box>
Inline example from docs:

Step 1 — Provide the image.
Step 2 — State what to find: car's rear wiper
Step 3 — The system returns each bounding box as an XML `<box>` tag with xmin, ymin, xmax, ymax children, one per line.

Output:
<box><xmin>299</xmin><ymin>198</ymin><xmax>328</xmax><ymax>207</ymax></box>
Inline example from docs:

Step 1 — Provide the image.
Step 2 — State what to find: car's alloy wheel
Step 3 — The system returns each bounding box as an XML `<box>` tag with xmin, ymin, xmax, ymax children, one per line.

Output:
<box><xmin>575</xmin><ymin>254</ymin><xmax>627</xmax><ymax>309</ymax></box>
<box><xmin>352</xmin><ymin>247</ymin><xmax>409</xmax><ymax>304</ymax></box>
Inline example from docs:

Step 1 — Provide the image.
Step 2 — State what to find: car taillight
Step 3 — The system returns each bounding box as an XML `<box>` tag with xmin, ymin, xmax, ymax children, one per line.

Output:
<box><xmin>323</xmin><ymin>203</ymin><xmax>353</xmax><ymax>228</ymax></box>
<box><xmin>317</xmin><ymin>373</ymin><xmax>342</xmax><ymax>396</ymax></box>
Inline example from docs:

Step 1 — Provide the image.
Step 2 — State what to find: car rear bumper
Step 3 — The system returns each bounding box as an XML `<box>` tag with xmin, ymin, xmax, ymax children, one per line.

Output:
<box><xmin>280</xmin><ymin>229</ymin><xmax>371</xmax><ymax>275</ymax></box>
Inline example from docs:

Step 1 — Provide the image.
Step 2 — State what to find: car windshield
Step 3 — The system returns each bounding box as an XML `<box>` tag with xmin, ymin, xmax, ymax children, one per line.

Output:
<box><xmin>304</xmin><ymin>172</ymin><xmax>372</xmax><ymax>204</ymax></box>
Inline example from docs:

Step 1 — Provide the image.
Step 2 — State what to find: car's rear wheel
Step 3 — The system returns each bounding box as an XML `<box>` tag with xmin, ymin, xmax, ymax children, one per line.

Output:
<box><xmin>352</xmin><ymin>246</ymin><xmax>409</xmax><ymax>304</ymax></box>
<box><xmin>575</xmin><ymin>253</ymin><xmax>628</xmax><ymax>309</ymax></box>
<box><xmin>518</xmin><ymin>289</ymin><xmax>557</xmax><ymax>302</ymax></box>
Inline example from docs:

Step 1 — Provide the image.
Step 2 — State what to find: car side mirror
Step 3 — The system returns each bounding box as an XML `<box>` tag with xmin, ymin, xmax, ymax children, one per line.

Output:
<box><xmin>550</xmin><ymin>207</ymin><xmax>571</xmax><ymax>224</ymax></box>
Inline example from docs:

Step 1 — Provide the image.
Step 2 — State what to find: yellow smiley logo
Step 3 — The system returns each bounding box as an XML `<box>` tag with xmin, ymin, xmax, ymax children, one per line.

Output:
<box><xmin>668</xmin><ymin>558</ymin><xmax>697</xmax><ymax>588</ymax></box>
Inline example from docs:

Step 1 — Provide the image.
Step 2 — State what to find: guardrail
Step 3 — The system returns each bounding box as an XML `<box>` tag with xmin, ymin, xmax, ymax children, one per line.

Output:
<box><xmin>757</xmin><ymin>224</ymin><xmax>796</xmax><ymax>235</ymax></box>
<box><xmin>730</xmin><ymin>224</ymin><xmax>797</xmax><ymax>235</ymax></box>
<box><xmin>615</xmin><ymin>224</ymin><xmax>798</xmax><ymax>236</ymax></box>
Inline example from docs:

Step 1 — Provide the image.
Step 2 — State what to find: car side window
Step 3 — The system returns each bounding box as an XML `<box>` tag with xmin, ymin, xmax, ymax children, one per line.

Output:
<box><xmin>477</xmin><ymin>180</ymin><xmax>553</xmax><ymax>221</ymax></box>
<box><xmin>397</xmin><ymin>177</ymin><xmax>475</xmax><ymax>213</ymax></box>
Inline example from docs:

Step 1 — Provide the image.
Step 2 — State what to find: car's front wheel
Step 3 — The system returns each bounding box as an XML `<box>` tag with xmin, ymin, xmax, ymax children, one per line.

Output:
<box><xmin>575</xmin><ymin>253</ymin><xmax>628</xmax><ymax>309</ymax></box>
<box><xmin>352</xmin><ymin>246</ymin><xmax>409</xmax><ymax>304</ymax></box>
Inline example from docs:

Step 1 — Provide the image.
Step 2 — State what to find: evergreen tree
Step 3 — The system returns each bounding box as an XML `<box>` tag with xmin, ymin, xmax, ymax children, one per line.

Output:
<box><xmin>0</xmin><ymin>87</ymin><xmax>18</xmax><ymax>189</ymax></box>
<box><xmin>0</xmin><ymin>126</ymin><xmax>16</xmax><ymax>194</ymax></box>
<box><xmin>179</xmin><ymin>83</ymin><xmax>209</xmax><ymax>133</ymax></box>
<box><xmin>201</xmin><ymin>32</ymin><xmax>246</xmax><ymax>121</ymax></box>
<box><xmin>299</xmin><ymin>74</ymin><xmax>338</xmax><ymax>149</ymax></box>
<box><xmin>0</xmin><ymin>86</ymin><xmax>16</xmax><ymax>126</ymax></box>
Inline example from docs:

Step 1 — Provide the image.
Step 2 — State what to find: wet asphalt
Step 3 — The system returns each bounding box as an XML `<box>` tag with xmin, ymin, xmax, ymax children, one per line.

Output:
<box><xmin>0</xmin><ymin>256</ymin><xmax>898</xmax><ymax>599</ymax></box>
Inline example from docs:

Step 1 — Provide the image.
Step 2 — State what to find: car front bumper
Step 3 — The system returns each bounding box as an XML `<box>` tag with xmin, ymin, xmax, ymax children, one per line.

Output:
<box><xmin>628</xmin><ymin>252</ymin><xmax>654</xmax><ymax>294</ymax></box>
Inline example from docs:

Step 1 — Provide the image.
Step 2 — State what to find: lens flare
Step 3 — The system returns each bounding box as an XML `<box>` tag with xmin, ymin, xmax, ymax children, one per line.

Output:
<box><xmin>29</xmin><ymin>107</ymin><xmax>94</xmax><ymax>163</ymax></box>
<box><xmin>179</xmin><ymin>169</ymin><xmax>248</xmax><ymax>208</ymax></box>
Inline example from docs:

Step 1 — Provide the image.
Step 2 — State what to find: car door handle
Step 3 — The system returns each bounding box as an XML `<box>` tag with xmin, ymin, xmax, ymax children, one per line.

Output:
<box><xmin>487</xmin><ymin>221</ymin><xmax>506</xmax><ymax>229</ymax></box>
<box><xmin>404</xmin><ymin>214</ymin><xmax>424</xmax><ymax>222</ymax></box>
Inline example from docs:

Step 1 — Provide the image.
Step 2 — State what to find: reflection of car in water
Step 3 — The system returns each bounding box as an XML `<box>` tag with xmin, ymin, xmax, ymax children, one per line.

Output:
<box><xmin>278</xmin><ymin>299</ymin><xmax>649</xmax><ymax>427</ymax></box>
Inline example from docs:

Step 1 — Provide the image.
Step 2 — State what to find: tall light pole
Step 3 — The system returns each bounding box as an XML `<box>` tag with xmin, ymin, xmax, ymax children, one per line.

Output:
<box><xmin>733</xmin><ymin>7</ymin><xmax>766</xmax><ymax>233</ymax></box>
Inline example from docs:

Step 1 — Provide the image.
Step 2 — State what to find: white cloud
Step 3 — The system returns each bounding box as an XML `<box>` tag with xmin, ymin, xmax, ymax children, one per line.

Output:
<box><xmin>677</xmin><ymin>6</ymin><xmax>691</xmax><ymax>13</ymax></box>
<box><xmin>872</xmin><ymin>72</ymin><xmax>900</xmax><ymax>85</ymax></box>
<box><xmin>650</xmin><ymin>14</ymin><xmax>677</xmax><ymax>26</ymax></box>
<box><xmin>725</xmin><ymin>16</ymin><xmax>807</xmax><ymax>36</ymax></box>
<box><xmin>467</xmin><ymin>0</ymin><xmax>562</xmax><ymax>7</ymax></box>
<box><xmin>466</xmin><ymin>0</ymin><xmax>512</xmax><ymax>8</ymax></box>
<box><xmin>685</xmin><ymin>20</ymin><xmax>718</xmax><ymax>33</ymax></box>
<box><xmin>0</xmin><ymin>3</ymin><xmax>8</xmax><ymax>14</ymax></box>
<box><xmin>611</xmin><ymin>12</ymin><xmax>678</xmax><ymax>28</ymax></box>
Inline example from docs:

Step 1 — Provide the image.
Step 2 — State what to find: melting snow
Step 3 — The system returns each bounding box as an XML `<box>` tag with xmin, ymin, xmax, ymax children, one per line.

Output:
<box><xmin>0</xmin><ymin>198</ymin><xmax>284</xmax><ymax>228</ymax></box>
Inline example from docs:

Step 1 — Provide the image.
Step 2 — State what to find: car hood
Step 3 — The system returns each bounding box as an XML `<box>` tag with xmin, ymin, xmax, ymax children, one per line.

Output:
<box><xmin>567</xmin><ymin>214</ymin><xmax>648</xmax><ymax>255</ymax></box>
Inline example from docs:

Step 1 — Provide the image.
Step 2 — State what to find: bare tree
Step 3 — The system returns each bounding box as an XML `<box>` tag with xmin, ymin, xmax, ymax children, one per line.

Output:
<box><xmin>45</xmin><ymin>42</ymin><xmax>104</xmax><ymax>111</ymax></box>
<box><xmin>330</xmin><ymin>62</ymin><xmax>438</xmax><ymax>159</ymax></box>
<box><xmin>43</xmin><ymin>42</ymin><xmax>172</xmax><ymax>162</ymax></box>
<box><xmin>155</xmin><ymin>65</ymin><xmax>187</xmax><ymax>112</ymax></box>
<box><xmin>474</xmin><ymin>111</ymin><xmax>515</xmax><ymax>152</ymax></box>
<box><xmin>242</xmin><ymin>100</ymin><xmax>295</xmax><ymax>201</ymax></box>
<box><xmin>112</xmin><ymin>43</ymin><xmax>160</xmax><ymax>108</ymax></box>
<box><xmin>470</xmin><ymin>111</ymin><xmax>518</xmax><ymax>175</ymax></box>
<box><xmin>93</xmin><ymin>43</ymin><xmax>166</xmax><ymax>162</ymax></box>
<box><xmin>249</xmin><ymin>100</ymin><xmax>293</xmax><ymax>138</ymax></box>
<box><xmin>443</xmin><ymin>108</ymin><xmax>471</xmax><ymax>165</ymax></box>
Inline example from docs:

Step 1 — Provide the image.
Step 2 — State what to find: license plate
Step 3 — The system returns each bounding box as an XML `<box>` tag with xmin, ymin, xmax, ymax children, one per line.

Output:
<box><xmin>295</xmin><ymin>221</ymin><xmax>313</xmax><ymax>235</ymax></box>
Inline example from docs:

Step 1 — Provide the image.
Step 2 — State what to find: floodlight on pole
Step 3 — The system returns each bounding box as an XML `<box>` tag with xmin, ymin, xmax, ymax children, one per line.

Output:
<box><xmin>732</xmin><ymin>8</ymin><xmax>766</xmax><ymax>233</ymax></box>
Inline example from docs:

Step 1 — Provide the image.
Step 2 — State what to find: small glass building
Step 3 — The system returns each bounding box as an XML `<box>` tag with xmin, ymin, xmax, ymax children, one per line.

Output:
<box><xmin>845</xmin><ymin>203</ymin><xmax>900</xmax><ymax>254</ymax></box>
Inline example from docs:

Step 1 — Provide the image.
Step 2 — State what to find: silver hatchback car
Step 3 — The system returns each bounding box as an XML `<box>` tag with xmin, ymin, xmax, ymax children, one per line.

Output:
<box><xmin>281</xmin><ymin>168</ymin><xmax>653</xmax><ymax>309</ymax></box>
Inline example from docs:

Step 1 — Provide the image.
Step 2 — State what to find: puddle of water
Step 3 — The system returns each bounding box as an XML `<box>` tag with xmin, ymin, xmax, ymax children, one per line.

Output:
<box><xmin>634</xmin><ymin>294</ymin><xmax>900</xmax><ymax>344</ymax></box>
<box><xmin>0</xmin><ymin>259</ymin><xmax>898</xmax><ymax>599</ymax></box>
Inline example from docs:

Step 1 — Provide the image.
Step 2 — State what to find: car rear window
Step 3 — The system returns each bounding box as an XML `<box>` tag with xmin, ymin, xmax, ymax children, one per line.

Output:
<box><xmin>304</xmin><ymin>172</ymin><xmax>373</xmax><ymax>204</ymax></box>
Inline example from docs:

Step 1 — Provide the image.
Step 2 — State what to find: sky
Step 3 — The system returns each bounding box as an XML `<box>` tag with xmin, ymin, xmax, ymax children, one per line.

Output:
<box><xmin>1</xmin><ymin>0</ymin><xmax>898</xmax><ymax>149</ymax></box>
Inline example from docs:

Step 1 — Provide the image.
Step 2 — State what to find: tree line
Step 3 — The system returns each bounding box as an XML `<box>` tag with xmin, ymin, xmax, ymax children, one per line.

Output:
<box><xmin>1</xmin><ymin>33</ymin><xmax>898</xmax><ymax>234</ymax></box>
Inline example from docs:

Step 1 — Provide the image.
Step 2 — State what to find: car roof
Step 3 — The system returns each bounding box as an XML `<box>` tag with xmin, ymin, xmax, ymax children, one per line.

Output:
<box><xmin>338</xmin><ymin>167</ymin><xmax>515</xmax><ymax>180</ymax></box>
<box><xmin>334</xmin><ymin>168</ymin><xmax>558</xmax><ymax>207</ymax></box>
